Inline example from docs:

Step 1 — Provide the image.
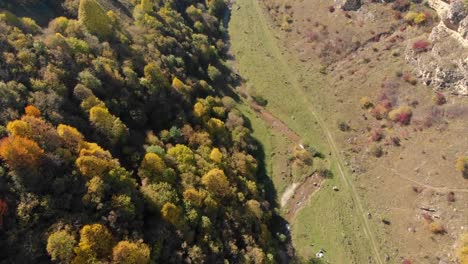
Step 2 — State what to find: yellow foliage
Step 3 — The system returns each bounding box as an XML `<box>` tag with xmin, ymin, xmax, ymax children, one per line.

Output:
<box><xmin>47</xmin><ymin>230</ymin><xmax>76</xmax><ymax>263</ymax></box>
<box><xmin>207</xmin><ymin>118</ymin><xmax>225</xmax><ymax>134</ymax></box>
<box><xmin>138</xmin><ymin>152</ymin><xmax>166</xmax><ymax>181</ymax></box>
<box><xmin>201</xmin><ymin>168</ymin><xmax>230</xmax><ymax>197</ymax></box>
<box><xmin>25</xmin><ymin>105</ymin><xmax>41</xmax><ymax>117</ymax></box>
<box><xmin>57</xmin><ymin>124</ymin><xmax>85</xmax><ymax>151</ymax></box>
<box><xmin>193</xmin><ymin>102</ymin><xmax>207</xmax><ymax>118</ymax></box>
<box><xmin>246</xmin><ymin>199</ymin><xmax>263</xmax><ymax>219</ymax></box>
<box><xmin>172</xmin><ymin>77</ymin><xmax>190</xmax><ymax>93</ymax></box>
<box><xmin>75</xmin><ymin>224</ymin><xmax>114</xmax><ymax>261</ymax></box>
<box><xmin>458</xmin><ymin>233</ymin><xmax>468</xmax><ymax>264</ymax></box>
<box><xmin>6</xmin><ymin>120</ymin><xmax>31</xmax><ymax>137</ymax></box>
<box><xmin>112</xmin><ymin>240</ymin><xmax>150</xmax><ymax>264</ymax></box>
<box><xmin>388</xmin><ymin>105</ymin><xmax>412</xmax><ymax>125</ymax></box>
<box><xmin>161</xmin><ymin>202</ymin><xmax>182</xmax><ymax>226</ymax></box>
<box><xmin>209</xmin><ymin>148</ymin><xmax>223</xmax><ymax>163</ymax></box>
<box><xmin>78</xmin><ymin>0</ymin><xmax>113</xmax><ymax>39</ymax></box>
<box><xmin>141</xmin><ymin>0</ymin><xmax>154</xmax><ymax>13</ymax></box>
<box><xmin>359</xmin><ymin>96</ymin><xmax>373</xmax><ymax>109</ymax></box>
<box><xmin>75</xmin><ymin>142</ymin><xmax>119</xmax><ymax>177</ymax></box>
<box><xmin>183</xmin><ymin>188</ymin><xmax>204</xmax><ymax>206</ymax></box>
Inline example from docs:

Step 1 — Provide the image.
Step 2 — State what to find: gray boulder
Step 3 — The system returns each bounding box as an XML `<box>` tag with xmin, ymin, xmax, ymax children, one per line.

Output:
<box><xmin>336</xmin><ymin>0</ymin><xmax>362</xmax><ymax>11</ymax></box>
<box><xmin>448</xmin><ymin>0</ymin><xmax>467</xmax><ymax>26</ymax></box>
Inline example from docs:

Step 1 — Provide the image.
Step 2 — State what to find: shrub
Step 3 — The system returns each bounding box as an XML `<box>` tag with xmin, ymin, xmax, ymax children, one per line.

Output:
<box><xmin>457</xmin><ymin>233</ymin><xmax>468</xmax><ymax>264</ymax></box>
<box><xmin>370</xmin><ymin>128</ymin><xmax>384</xmax><ymax>142</ymax></box>
<box><xmin>336</xmin><ymin>120</ymin><xmax>350</xmax><ymax>132</ymax></box>
<box><xmin>429</xmin><ymin>221</ymin><xmax>445</xmax><ymax>234</ymax></box>
<box><xmin>432</xmin><ymin>92</ymin><xmax>446</xmax><ymax>105</ymax></box>
<box><xmin>360</xmin><ymin>96</ymin><xmax>373</xmax><ymax>109</ymax></box>
<box><xmin>388</xmin><ymin>106</ymin><xmax>412</xmax><ymax>125</ymax></box>
<box><xmin>392</xmin><ymin>0</ymin><xmax>410</xmax><ymax>11</ymax></box>
<box><xmin>251</xmin><ymin>95</ymin><xmax>268</xmax><ymax>106</ymax></box>
<box><xmin>369</xmin><ymin>144</ymin><xmax>383</xmax><ymax>157</ymax></box>
<box><xmin>412</xmin><ymin>40</ymin><xmax>430</xmax><ymax>53</ymax></box>
<box><xmin>456</xmin><ymin>156</ymin><xmax>468</xmax><ymax>177</ymax></box>
<box><xmin>371</xmin><ymin>100</ymin><xmax>392</xmax><ymax>120</ymax></box>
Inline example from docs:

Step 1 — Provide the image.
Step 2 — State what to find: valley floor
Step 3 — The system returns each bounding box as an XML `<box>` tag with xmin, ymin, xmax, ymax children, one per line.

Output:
<box><xmin>228</xmin><ymin>0</ymin><xmax>468</xmax><ymax>263</ymax></box>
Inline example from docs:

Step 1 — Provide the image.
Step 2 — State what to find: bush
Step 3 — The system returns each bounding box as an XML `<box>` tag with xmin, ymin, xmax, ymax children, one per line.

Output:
<box><xmin>432</xmin><ymin>92</ymin><xmax>446</xmax><ymax>105</ymax></box>
<box><xmin>429</xmin><ymin>221</ymin><xmax>445</xmax><ymax>234</ymax></box>
<box><xmin>388</xmin><ymin>106</ymin><xmax>412</xmax><ymax>125</ymax></box>
<box><xmin>369</xmin><ymin>144</ymin><xmax>383</xmax><ymax>157</ymax></box>
<box><xmin>457</xmin><ymin>233</ymin><xmax>468</xmax><ymax>264</ymax></box>
<box><xmin>412</xmin><ymin>40</ymin><xmax>430</xmax><ymax>53</ymax></box>
<box><xmin>360</xmin><ymin>96</ymin><xmax>373</xmax><ymax>109</ymax></box>
<box><xmin>392</xmin><ymin>0</ymin><xmax>410</xmax><ymax>11</ymax></box>
<box><xmin>456</xmin><ymin>156</ymin><xmax>468</xmax><ymax>177</ymax></box>
<box><xmin>251</xmin><ymin>95</ymin><xmax>268</xmax><ymax>106</ymax></box>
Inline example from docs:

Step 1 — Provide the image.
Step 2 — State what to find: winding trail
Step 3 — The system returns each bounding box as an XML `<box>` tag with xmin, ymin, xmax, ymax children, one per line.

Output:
<box><xmin>241</xmin><ymin>1</ymin><xmax>385</xmax><ymax>263</ymax></box>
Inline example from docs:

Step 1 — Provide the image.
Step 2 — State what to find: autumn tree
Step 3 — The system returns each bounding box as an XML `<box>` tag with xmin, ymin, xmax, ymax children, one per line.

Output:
<box><xmin>78</xmin><ymin>0</ymin><xmax>113</xmax><ymax>39</ymax></box>
<box><xmin>47</xmin><ymin>230</ymin><xmax>76</xmax><ymax>263</ymax></box>
<box><xmin>75</xmin><ymin>142</ymin><xmax>119</xmax><ymax>178</ymax></box>
<box><xmin>24</xmin><ymin>105</ymin><xmax>41</xmax><ymax>117</ymax></box>
<box><xmin>57</xmin><ymin>124</ymin><xmax>85</xmax><ymax>152</ymax></box>
<box><xmin>167</xmin><ymin>144</ymin><xmax>196</xmax><ymax>173</ymax></box>
<box><xmin>183</xmin><ymin>188</ymin><xmax>205</xmax><ymax>207</ymax></box>
<box><xmin>74</xmin><ymin>224</ymin><xmax>114</xmax><ymax>262</ymax></box>
<box><xmin>161</xmin><ymin>202</ymin><xmax>182</xmax><ymax>226</ymax></box>
<box><xmin>138</xmin><ymin>153</ymin><xmax>166</xmax><ymax>182</ymax></box>
<box><xmin>201</xmin><ymin>168</ymin><xmax>230</xmax><ymax>197</ymax></box>
<box><xmin>142</xmin><ymin>62</ymin><xmax>169</xmax><ymax>92</ymax></box>
<box><xmin>89</xmin><ymin>106</ymin><xmax>129</xmax><ymax>145</ymax></box>
<box><xmin>210</xmin><ymin>147</ymin><xmax>222</xmax><ymax>163</ymax></box>
<box><xmin>0</xmin><ymin>136</ymin><xmax>44</xmax><ymax>171</ymax></box>
<box><xmin>112</xmin><ymin>240</ymin><xmax>150</xmax><ymax>264</ymax></box>
<box><xmin>141</xmin><ymin>182</ymin><xmax>179</xmax><ymax>213</ymax></box>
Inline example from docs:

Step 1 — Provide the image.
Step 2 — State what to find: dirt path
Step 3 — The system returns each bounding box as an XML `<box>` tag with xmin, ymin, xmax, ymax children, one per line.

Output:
<box><xmin>248</xmin><ymin>1</ymin><xmax>384</xmax><ymax>263</ymax></box>
<box><xmin>377</xmin><ymin>165</ymin><xmax>468</xmax><ymax>193</ymax></box>
<box><xmin>250</xmin><ymin>101</ymin><xmax>301</xmax><ymax>143</ymax></box>
<box><xmin>282</xmin><ymin>174</ymin><xmax>324</xmax><ymax>221</ymax></box>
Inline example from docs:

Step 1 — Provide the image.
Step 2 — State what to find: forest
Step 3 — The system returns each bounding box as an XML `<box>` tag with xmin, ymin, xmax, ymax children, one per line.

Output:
<box><xmin>0</xmin><ymin>0</ymin><xmax>287</xmax><ymax>263</ymax></box>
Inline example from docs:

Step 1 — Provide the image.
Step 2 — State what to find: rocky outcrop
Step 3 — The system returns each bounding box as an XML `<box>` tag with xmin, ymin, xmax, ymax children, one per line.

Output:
<box><xmin>335</xmin><ymin>0</ymin><xmax>361</xmax><ymax>11</ymax></box>
<box><xmin>406</xmin><ymin>0</ymin><xmax>468</xmax><ymax>95</ymax></box>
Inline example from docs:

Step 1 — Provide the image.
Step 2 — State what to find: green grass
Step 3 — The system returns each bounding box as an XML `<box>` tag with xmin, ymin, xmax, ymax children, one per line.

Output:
<box><xmin>237</xmin><ymin>104</ymin><xmax>293</xmax><ymax>197</ymax></box>
<box><xmin>228</xmin><ymin>0</ymin><xmax>380</xmax><ymax>262</ymax></box>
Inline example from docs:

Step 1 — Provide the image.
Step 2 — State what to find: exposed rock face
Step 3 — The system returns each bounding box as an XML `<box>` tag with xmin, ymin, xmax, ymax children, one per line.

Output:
<box><xmin>406</xmin><ymin>0</ymin><xmax>468</xmax><ymax>95</ymax></box>
<box><xmin>460</xmin><ymin>17</ymin><xmax>468</xmax><ymax>39</ymax></box>
<box><xmin>336</xmin><ymin>0</ymin><xmax>361</xmax><ymax>11</ymax></box>
<box><xmin>447</xmin><ymin>0</ymin><xmax>467</xmax><ymax>26</ymax></box>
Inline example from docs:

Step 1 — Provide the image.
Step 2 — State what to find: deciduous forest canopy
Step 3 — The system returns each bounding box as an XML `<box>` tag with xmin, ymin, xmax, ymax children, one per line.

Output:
<box><xmin>0</xmin><ymin>0</ymin><xmax>286</xmax><ymax>263</ymax></box>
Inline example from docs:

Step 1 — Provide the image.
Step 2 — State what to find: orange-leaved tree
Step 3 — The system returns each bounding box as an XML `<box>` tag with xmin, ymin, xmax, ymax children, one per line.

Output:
<box><xmin>0</xmin><ymin>136</ymin><xmax>44</xmax><ymax>171</ymax></box>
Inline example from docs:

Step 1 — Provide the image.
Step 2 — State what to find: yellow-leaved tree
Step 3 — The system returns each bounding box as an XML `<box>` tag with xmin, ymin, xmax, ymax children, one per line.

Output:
<box><xmin>138</xmin><ymin>152</ymin><xmax>166</xmax><ymax>182</ymax></box>
<box><xmin>201</xmin><ymin>168</ymin><xmax>230</xmax><ymax>197</ymax></box>
<box><xmin>112</xmin><ymin>240</ymin><xmax>150</xmax><ymax>264</ymax></box>
<box><xmin>73</xmin><ymin>224</ymin><xmax>114</xmax><ymax>263</ymax></box>
<box><xmin>78</xmin><ymin>0</ymin><xmax>113</xmax><ymax>39</ymax></box>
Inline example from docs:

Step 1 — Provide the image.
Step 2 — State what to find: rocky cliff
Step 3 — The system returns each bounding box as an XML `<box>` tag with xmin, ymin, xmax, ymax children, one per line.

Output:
<box><xmin>406</xmin><ymin>0</ymin><xmax>467</xmax><ymax>95</ymax></box>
